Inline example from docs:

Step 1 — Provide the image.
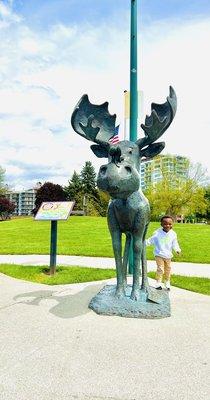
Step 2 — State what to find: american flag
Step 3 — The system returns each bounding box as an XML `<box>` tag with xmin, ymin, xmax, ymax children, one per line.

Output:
<box><xmin>108</xmin><ymin>125</ymin><xmax>120</xmax><ymax>145</ymax></box>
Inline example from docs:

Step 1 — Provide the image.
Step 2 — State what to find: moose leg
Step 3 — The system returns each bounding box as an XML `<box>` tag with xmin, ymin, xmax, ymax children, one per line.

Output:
<box><xmin>122</xmin><ymin>233</ymin><xmax>131</xmax><ymax>289</ymax></box>
<box><xmin>141</xmin><ymin>224</ymin><xmax>149</xmax><ymax>291</ymax></box>
<box><xmin>111</xmin><ymin>230</ymin><xmax>125</xmax><ymax>298</ymax></box>
<box><xmin>130</xmin><ymin>234</ymin><xmax>143</xmax><ymax>301</ymax></box>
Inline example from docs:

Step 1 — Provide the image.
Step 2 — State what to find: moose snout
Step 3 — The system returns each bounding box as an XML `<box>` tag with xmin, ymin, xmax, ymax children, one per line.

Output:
<box><xmin>98</xmin><ymin>163</ymin><xmax>133</xmax><ymax>179</ymax></box>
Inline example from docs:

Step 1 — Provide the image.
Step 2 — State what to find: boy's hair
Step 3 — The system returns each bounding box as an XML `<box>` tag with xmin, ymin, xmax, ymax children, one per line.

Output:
<box><xmin>160</xmin><ymin>215</ymin><xmax>174</xmax><ymax>223</ymax></box>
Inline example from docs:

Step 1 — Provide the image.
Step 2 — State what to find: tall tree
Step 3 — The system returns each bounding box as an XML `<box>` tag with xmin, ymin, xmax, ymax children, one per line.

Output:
<box><xmin>0</xmin><ymin>166</ymin><xmax>6</xmax><ymax>196</ymax></box>
<box><xmin>80</xmin><ymin>161</ymin><xmax>100</xmax><ymax>215</ymax></box>
<box><xmin>64</xmin><ymin>171</ymin><xmax>83</xmax><ymax>209</ymax></box>
<box><xmin>188</xmin><ymin>162</ymin><xmax>209</xmax><ymax>186</ymax></box>
<box><xmin>144</xmin><ymin>162</ymin><xmax>207</xmax><ymax>220</ymax></box>
<box><xmin>0</xmin><ymin>197</ymin><xmax>15</xmax><ymax>220</ymax></box>
<box><xmin>80</xmin><ymin>161</ymin><xmax>98</xmax><ymax>197</ymax></box>
<box><xmin>195</xmin><ymin>185</ymin><xmax>210</xmax><ymax>222</ymax></box>
<box><xmin>204</xmin><ymin>186</ymin><xmax>210</xmax><ymax>222</ymax></box>
<box><xmin>33</xmin><ymin>182</ymin><xmax>67</xmax><ymax>215</ymax></box>
<box><xmin>95</xmin><ymin>190</ymin><xmax>110</xmax><ymax>217</ymax></box>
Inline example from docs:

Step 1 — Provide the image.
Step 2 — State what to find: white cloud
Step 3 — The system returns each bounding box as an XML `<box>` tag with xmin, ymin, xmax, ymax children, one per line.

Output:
<box><xmin>141</xmin><ymin>17</ymin><xmax>210</xmax><ymax>177</ymax></box>
<box><xmin>0</xmin><ymin>1</ymin><xmax>21</xmax><ymax>23</ymax></box>
<box><xmin>0</xmin><ymin>3</ymin><xmax>209</xmax><ymax>190</ymax></box>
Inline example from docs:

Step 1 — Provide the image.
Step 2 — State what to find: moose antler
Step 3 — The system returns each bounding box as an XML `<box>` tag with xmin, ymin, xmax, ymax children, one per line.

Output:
<box><xmin>137</xmin><ymin>86</ymin><xmax>177</xmax><ymax>157</ymax></box>
<box><xmin>71</xmin><ymin>94</ymin><xmax>116</xmax><ymax>145</ymax></box>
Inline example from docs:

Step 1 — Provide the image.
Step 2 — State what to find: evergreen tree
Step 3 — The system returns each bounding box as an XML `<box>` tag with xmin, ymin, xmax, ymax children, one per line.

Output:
<box><xmin>65</xmin><ymin>162</ymin><xmax>109</xmax><ymax>216</ymax></box>
<box><xmin>80</xmin><ymin>161</ymin><xmax>98</xmax><ymax>198</ymax></box>
<box><xmin>64</xmin><ymin>171</ymin><xmax>83</xmax><ymax>209</ymax></box>
<box><xmin>80</xmin><ymin>161</ymin><xmax>99</xmax><ymax>215</ymax></box>
<box><xmin>0</xmin><ymin>166</ymin><xmax>6</xmax><ymax>196</ymax></box>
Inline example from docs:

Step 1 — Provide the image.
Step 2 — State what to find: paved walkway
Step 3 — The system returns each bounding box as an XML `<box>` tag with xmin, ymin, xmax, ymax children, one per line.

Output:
<box><xmin>0</xmin><ymin>271</ymin><xmax>210</xmax><ymax>400</ymax></box>
<box><xmin>0</xmin><ymin>254</ymin><xmax>210</xmax><ymax>278</ymax></box>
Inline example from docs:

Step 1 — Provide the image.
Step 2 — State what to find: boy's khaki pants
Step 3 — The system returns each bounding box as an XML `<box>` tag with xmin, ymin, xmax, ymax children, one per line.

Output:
<box><xmin>155</xmin><ymin>256</ymin><xmax>171</xmax><ymax>282</ymax></box>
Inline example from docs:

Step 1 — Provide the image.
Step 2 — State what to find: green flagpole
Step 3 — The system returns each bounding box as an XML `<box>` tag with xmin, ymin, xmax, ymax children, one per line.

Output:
<box><xmin>129</xmin><ymin>0</ymin><xmax>138</xmax><ymax>274</ymax></box>
<box><xmin>130</xmin><ymin>0</ymin><xmax>138</xmax><ymax>141</ymax></box>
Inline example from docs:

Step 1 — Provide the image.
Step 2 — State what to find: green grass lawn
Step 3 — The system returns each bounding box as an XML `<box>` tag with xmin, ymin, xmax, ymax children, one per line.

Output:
<box><xmin>0</xmin><ymin>216</ymin><xmax>210</xmax><ymax>263</ymax></box>
<box><xmin>0</xmin><ymin>264</ymin><xmax>209</xmax><ymax>295</ymax></box>
<box><xmin>0</xmin><ymin>264</ymin><xmax>116</xmax><ymax>285</ymax></box>
<box><xmin>148</xmin><ymin>272</ymin><xmax>210</xmax><ymax>296</ymax></box>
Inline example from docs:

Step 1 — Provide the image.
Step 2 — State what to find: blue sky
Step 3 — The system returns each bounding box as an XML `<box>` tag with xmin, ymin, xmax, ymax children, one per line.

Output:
<box><xmin>12</xmin><ymin>0</ymin><xmax>210</xmax><ymax>27</ymax></box>
<box><xmin>0</xmin><ymin>0</ymin><xmax>210</xmax><ymax>189</ymax></box>
<box><xmin>11</xmin><ymin>0</ymin><xmax>210</xmax><ymax>29</ymax></box>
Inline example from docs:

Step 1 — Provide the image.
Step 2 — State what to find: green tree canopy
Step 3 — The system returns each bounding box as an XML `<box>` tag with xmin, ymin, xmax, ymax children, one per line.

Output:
<box><xmin>195</xmin><ymin>185</ymin><xmax>210</xmax><ymax>222</ymax></box>
<box><xmin>80</xmin><ymin>161</ymin><xmax>98</xmax><ymax>197</ymax></box>
<box><xmin>94</xmin><ymin>190</ymin><xmax>110</xmax><ymax>217</ymax></box>
<box><xmin>0</xmin><ymin>166</ymin><xmax>6</xmax><ymax>196</ymax></box>
<box><xmin>65</xmin><ymin>162</ymin><xmax>109</xmax><ymax>216</ymax></box>
<box><xmin>64</xmin><ymin>171</ymin><xmax>83</xmax><ymax>209</ymax></box>
<box><xmin>80</xmin><ymin>161</ymin><xmax>100</xmax><ymax>215</ymax></box>
<box><xmin>144</xmin><ymin>161</ymin><xmax>207</xmax><ymax>220</ymax></box>
<box><xmin>204</xmin><ymin>186</ymin><xmax>210</xmax><ymax>221</ymax></box>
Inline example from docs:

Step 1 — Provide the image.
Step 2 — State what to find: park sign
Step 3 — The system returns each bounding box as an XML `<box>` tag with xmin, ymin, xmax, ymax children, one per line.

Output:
<box><xmin>35</xmin><ymin>201</ymin><xmax>74</xmax><ymax>221</ymax></box>
<box><xmin>35</xmin><ymin>201</ymin><xmax>75</xmax><ymax>275</ymax></box>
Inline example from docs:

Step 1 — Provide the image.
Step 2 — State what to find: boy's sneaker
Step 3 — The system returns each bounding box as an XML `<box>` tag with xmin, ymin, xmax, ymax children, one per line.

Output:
<box><xmin>155</xmin><ymin>281</ymin><xmax>162</xmax><ymax>290</ymax></box>
<box><xmin>165</xmin><ymin>281</ymin><xmax>171</xmax><ymax>291</ymax></box>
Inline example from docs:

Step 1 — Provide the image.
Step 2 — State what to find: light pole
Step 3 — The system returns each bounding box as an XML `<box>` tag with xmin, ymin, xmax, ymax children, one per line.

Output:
<box><xmin>129</xmin><ymin>0</ymin><xmax>138</xmax><ymax>273</ymax></box>
<box><xmin>130</xmin><ymin>0</ymin><xmax>138</xmax><ymax>142</ymax></box>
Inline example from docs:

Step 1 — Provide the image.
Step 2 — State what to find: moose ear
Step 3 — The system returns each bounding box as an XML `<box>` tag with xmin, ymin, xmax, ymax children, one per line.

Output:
<box><xmin>140</xmin><ymin>142</ymin><xmax>165</xmax><ymax>159</ymax></box>
<box><xmin>90</xmin><ymin>144</ymin><xmax>109</xmax><ymax>158</ymax></box>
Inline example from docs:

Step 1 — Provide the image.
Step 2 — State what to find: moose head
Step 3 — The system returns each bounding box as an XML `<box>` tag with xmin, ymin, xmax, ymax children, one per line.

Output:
<box><xmin>71</xmin><ymin>87</ymin><xmax>177</xmax><ymax>301</ymax></box>
<box><xmin>71</xmin><ymin>87</ymin><xmax>176</xmax><ymax>199</ymax></box>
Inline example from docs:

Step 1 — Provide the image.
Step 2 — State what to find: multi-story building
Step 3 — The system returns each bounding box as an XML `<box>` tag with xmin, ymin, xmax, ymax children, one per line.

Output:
<box><xmin>5</xmin><ymin>184</ymin><xmax>41</xmax><ymax>216</ymax></box>
<box><xmin>140</xmin><ymin>155</ymin><xmax>189</xmax><ymax>191</ymax></box>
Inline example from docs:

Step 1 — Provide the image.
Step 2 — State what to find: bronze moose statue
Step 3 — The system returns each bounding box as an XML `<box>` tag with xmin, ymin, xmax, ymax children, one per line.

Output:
<box><xmin>71</xmin><ymin>87</ymin><xmax>177</xmax><ymax>301</ymax></box>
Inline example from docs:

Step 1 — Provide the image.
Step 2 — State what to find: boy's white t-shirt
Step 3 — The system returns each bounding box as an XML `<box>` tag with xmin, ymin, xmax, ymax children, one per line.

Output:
<box><xmin>146</xmin><ymin>228</ymin><xmax>181</xmax><ymax>259</ymax></box>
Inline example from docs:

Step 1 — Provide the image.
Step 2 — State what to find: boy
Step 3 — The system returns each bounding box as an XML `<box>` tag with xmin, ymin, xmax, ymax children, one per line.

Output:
<box><xmin>146</xmin><ymin>215</ymin><xmax>181</xmax><ymax>290</ymax></box>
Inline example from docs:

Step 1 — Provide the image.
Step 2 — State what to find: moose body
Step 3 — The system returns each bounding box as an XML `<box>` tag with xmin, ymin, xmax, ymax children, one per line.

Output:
<box><xmin>97</xmin><ymin>140</ymin><xmax>150</xmax><ymax>299</ymax></box>
<box><xmin>107</xmin><ymin>190</ymin><xmax>150</xmax><ymax>299</ymax></box>
<box><xmin>71</xmin><ymin>86</ymin><xmax>177</xmax><ymax>300</ymax></box>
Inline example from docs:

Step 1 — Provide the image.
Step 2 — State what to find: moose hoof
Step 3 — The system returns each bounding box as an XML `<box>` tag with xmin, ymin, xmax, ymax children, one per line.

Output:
<box><xmin>115</xmin><ymin>287</ymin><xmax>126</xmax><ymax>299</ymax></box>
<box><xmin>130</xmin><ymin>289</ymin><xmax>140</xmax><ymax>301</ymax></box>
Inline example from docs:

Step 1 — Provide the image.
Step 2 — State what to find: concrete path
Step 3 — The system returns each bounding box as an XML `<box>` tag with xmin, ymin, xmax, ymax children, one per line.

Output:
<box><xmin>0</xmin><ymin>272</ymin><xmax>209</xmax><ymax>400</ymax></box>
<box><xmin>0</xmin><ymin>254</ymin><xmax>210</xmax><ymax>278</ymax></box>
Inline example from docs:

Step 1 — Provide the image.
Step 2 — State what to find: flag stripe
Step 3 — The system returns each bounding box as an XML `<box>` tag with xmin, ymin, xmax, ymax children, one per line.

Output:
<box><xmin>109</xmin><ymin>125</ymin><xmax>120</xmax><ymax>144</ymax></box>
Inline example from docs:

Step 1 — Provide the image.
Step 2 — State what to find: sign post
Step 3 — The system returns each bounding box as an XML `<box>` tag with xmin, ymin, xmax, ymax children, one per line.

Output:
<box><xmin>50</xmin><ymin>220</ymin><xmax>58</xmax><ymax>275</ymax></box>
<box><xmin>35</xmin><ymin>201</ymin><xmax>74</xmax><ymax>275</ymax></box>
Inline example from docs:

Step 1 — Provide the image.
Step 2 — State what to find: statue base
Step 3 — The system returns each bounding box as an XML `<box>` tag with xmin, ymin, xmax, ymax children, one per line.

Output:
<box><xmin>89</xmin><ymin>284</ymin><xmax>171</xmax><ymax>319</ymax></box>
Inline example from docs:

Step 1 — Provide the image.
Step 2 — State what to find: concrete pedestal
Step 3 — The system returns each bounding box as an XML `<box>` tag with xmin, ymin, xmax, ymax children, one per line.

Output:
<box><xmin>89</xmin><ymin>284</ymin><xmax>171</xmax><ymax>319</ymax></box>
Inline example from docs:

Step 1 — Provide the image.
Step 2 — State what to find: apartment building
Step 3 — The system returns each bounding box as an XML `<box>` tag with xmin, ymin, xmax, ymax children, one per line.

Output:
<box><xmin>140</xmin><ymin>155</ymin><xmax>189</xmax><ymax>191</ymax></box>
<box><xmin>5</xmin><ymin>187</ymin><xmax>39</xmax><ymax>216</ymax></box>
